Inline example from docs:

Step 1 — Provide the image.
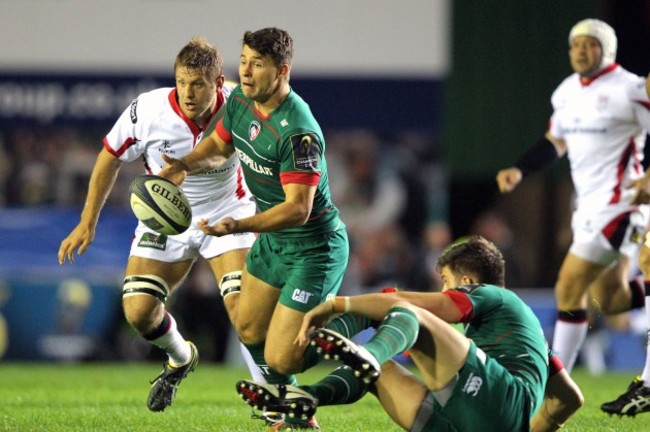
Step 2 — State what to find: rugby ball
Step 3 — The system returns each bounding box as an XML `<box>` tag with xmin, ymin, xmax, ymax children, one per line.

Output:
<box><xmin>129</xmin><ymin>174</ymin><xmax>192</xmax><ymax>235</ymax></box>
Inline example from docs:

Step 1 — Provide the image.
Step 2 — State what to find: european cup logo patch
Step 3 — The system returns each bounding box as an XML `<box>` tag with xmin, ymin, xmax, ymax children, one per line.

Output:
<box><xmin>290</xmin><ymin>133</ymin><xmax>320</xmax><ymax>170</ymax></box>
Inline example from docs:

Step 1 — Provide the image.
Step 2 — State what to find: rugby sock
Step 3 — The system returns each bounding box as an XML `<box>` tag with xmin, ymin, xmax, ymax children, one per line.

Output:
<box><xmin>243</xmin><ymin>341</ymin><xmax>297</xmax><ymax>386</ymax></box>
<box><xmin>326</xmin><ymin>312</ymin><xmax>376</xmax><ymax>337</ymax></box>
<box><xmin>552</xmin><ymin>309</ymin><xmax>588</xmax><ymax>372</ymax></box>
<box><xmin>144</xmin><ymin>312</ymin><xmax>191</xmax><ymax>366</ymax></box>
<box><xmin>239</xmin><ymin>342</ymin><xmax>266</xmax><ymax>383</ymax></box>
<box><xmin>363</xmin><ymin>306</ymin><xmax>419</xmax><ymax>365</ymax></box>
<box><xmin>301</xmin><ymin>312</ymin><xmax>376</xmax><ymax>371</ymax></box>
<box><xmin>641</xmin><ymin>281</ymin><xmax>650</xmax><ymax>386</ymax></box>
<box><xmin>581</xmin><ymin>325</ymin><xmax>607</xmax><ymax>376</ymax></box>
<box><xmin>300</xmin><ymin>366</ymin><xmax>367</xmax><ymax>406</ymax></box>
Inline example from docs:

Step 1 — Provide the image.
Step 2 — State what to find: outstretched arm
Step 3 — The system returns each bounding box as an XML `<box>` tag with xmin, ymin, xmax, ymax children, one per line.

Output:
<box><xmin>58</xmin><ymin>148</ymin><xmax>123</xmax><ymax>264</ymax></box>
<box><xmin>496</xmin><ymin>132</ymin><xmax>566</xmax><ymax>193</ymax></box>
<box><xmin>159</xmin><ymin>129</ymin><xmax>234</xmax><ymax>185</ymax></box>
<box><xmin>294</xmin><ymin>291</ymin><xmax>458</xmax><ymax>346</ymax></box>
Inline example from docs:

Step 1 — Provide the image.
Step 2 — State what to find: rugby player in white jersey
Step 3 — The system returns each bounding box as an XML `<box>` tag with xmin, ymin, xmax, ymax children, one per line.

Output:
<box><xmin>496</xmin><ymin>18</ymin><xmax>650</xmax><ymax>389</ymax></box>
<box><xmin>58</xmin><ymin>37</ymin><xmax>261</xmax><ymax>412</ymax></box>
<box><xmin>599</xmin><ymin>71</ymin><xmax>650</xmax><ymax>417</ymax></box>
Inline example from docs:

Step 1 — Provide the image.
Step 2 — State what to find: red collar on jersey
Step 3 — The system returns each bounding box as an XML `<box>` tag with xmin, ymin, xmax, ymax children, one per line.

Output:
<box><xmin>579</xmin><ymin>63</ymin><xmax>618</xmax><ymax>87</ymax></box>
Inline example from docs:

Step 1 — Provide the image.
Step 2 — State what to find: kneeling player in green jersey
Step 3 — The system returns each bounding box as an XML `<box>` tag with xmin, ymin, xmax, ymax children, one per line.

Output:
<box><xmin>238</xmin><ymin>236</ymin><xmax>584</xmax><ymax>431</ymax></box>
<box><xmin>160</xmin><ymin>28</ymin><xmax>347</xmax><ymax>430</ymax></box>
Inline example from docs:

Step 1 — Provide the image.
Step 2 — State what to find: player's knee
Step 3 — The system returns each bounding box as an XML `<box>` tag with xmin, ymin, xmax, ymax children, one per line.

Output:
<box><xmin>235</xmin><ymin>320</ymin><xmax>265</xmax><ymax>345</ymax></box>
<box><xmin>266</xmin><ymin>352</ymin><xmax>301</xmax><ymax>375</ymax></box>
<box><xmin>122</xmin><ymin>274</ymin><xmax>169</xmax><ymax>333</ymax></box>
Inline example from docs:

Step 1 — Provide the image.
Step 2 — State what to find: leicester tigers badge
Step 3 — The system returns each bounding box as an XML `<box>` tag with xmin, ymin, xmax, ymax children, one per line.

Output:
<box><xmin>249</xmin><ymin>121</ymin><xmax>261</xmax><ymax>141</ymax></box>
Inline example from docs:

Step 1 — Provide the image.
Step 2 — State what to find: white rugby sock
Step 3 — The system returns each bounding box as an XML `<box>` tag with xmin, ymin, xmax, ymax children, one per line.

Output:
<box><xmin>552</xmin><ymin>319</ymin><xmax>588</xmax><ymax>373</ymax></box>
<box><xmin>150</xmin><ymin>313</ymin><xmax>191</xmax><ymax>366</ymax></box>
<box><xmin>240</xmin><ymin>342</ymin><xmax>267</xmax><ymax>383</ymax></box>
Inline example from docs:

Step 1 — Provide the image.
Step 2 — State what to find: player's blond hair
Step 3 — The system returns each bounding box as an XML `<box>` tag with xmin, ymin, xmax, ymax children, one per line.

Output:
<box><xmin>174</xmin><ymin>36</ymin><xmax>223</xmax><ymax>81</ymax></box>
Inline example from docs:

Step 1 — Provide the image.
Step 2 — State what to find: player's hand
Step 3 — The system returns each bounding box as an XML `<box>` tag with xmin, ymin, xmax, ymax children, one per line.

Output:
<box><xmin>159</xmin><ymin>154</ymin><xmax>188</xmax><ymax>186</ymax></box>
<box><xmin>198</xmin><ymin>217</ymin><xmax>238</xmax><ymax>237</ymax></box>
<box><xmin>294</xmin><ymin>300</ymin><xmax>336</xmax><ymax>347</ymax></box>
<box><xmin>627</xmin><ymin>173</ymin><xmax>650</xmax><ymax>204</ymax></box>
<box><xmin>496</xmin><ymin>167</ymin><xmax>523</xmax><ymax>193</ymax></box>
<box><xmin>58</xmin><ymin>224</ymin><xmax>95</xmax><ymax>265</ymax></box>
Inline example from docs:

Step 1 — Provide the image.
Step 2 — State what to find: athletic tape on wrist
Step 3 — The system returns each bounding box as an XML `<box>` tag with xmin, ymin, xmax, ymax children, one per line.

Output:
<box><xmin>333</xmin><ymin>296</ymin><xmax>350</xmax><ymax>313</ymax></box>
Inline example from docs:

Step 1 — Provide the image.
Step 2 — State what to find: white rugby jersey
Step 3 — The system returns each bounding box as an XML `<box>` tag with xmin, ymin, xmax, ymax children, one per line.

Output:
<box><xmin>103</xmin><ymin>86</ymin><xmax>250</xmax><ymax>205</ymax></box>
<box><xmin>549</xmin><ymin>64</ymin><xmax>650</xmax><ymax>211</ymax></box>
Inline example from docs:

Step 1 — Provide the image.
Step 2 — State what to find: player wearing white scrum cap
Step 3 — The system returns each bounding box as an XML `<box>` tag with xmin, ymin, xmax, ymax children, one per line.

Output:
<box><xmin>496</xmin><ymin>17</ymin><xmax>650</xmax><ymax>418</ymax></box>
<box><xmin>568</xmin><ymin>18</ymin><xmax>617</xmax><ymax>71</ymax></box>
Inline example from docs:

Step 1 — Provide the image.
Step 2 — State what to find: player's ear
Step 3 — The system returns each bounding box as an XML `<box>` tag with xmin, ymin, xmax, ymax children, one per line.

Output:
<box><xmin>460</xmin><ymin>275</ymin><xmax>476</xmax><ymax>285</ymax></box>
<box><xmin>278</xmin><ymin>63</ymin><xmax>290</xmax><ymax>79</ymax></box>
<box><xmin>215</xmin><ymin>75</ymin><xmax>225</xmax><ymax>89</ymax></box>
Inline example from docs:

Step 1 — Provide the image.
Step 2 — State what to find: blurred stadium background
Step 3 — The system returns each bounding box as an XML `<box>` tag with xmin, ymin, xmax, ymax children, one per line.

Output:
<box><xmin>0</xmin><ymin>0</ymin><xmax>649</xmax><ymax>374</ymax></box>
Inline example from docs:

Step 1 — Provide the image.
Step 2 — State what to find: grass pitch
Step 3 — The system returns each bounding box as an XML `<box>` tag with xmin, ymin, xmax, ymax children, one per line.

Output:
<box><xmin>1</xmin><ymin>362</ymin><xmax>650</xmax><ymax>431</ymax></box>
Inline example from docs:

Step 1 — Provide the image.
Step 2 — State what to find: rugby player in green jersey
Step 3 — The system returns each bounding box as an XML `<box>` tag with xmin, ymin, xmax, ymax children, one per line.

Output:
<box><xmin>237</xmin><ymin>236</ymin><xmax>584</xmax><ymax>431</ymax></box>
<box><xmin>160</xmin><ymin>27</ymin><xmax>347</xmax><ymax>429</ymax></box>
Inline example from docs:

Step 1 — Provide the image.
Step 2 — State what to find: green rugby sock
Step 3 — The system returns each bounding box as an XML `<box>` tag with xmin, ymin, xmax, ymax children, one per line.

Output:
<box><xmin>243</xmin><ymin>341</ymin><xmax>297</xmax><ymax>385</ymax></box>
<box><xmin>326</xmin><ymin>312</ymin><xmax>376</xmax><ymax>336</ymax></box>
<box><xmin>363</xmin><ymin>306</ymin><xmax>419</xmax><ymax>364</ymax></box>
<box><xmin>302</xmin><ymin>312</ymin><xmax>375</xmax><ymax>371</ymax></box>
<box><xmin>300</xmin><ymin>366</ymin><xmax>367</xmax><ymax>406</ymax></box>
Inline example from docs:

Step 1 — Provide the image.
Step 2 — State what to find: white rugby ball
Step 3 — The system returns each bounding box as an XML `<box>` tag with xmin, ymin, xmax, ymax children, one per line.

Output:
<box><xmin>129</xmin><ymin>174</ymin><xmax>192</xmax><ymax>235</ymax></box>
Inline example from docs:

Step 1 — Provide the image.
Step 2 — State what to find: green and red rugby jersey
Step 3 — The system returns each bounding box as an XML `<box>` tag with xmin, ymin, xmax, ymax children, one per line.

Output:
<box><xmin>216</xmin><ymin>85</ymin><xmax>344</xmax><ymax>237</ymax></box>
<box><xmin>445</xmin><ymin>283</ymin><xmax>549</xmax><ymax>415</ymax></box>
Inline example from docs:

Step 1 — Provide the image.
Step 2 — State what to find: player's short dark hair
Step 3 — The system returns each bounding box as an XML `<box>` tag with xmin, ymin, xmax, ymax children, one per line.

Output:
<box><xmin>436</xmin><ymin>235</ymin><xmax>506</xmax><ymax>286</ymax></box>
<box><xmin>243</xmin><ymin>27</ymin><xmax>293</xmax><ymax>68</ymax></box>
<box><xmin>174</xmin><ymin>36</ymin><xmax>223</xmax><ymax>81</ymax></box>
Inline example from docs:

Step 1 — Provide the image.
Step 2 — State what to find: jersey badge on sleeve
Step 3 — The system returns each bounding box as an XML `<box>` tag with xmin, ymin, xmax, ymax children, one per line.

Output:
<box><xmin>130</xmin><ymin>98</ymin><xmax>138</xmax><ymax>124</ymax></box>
<box><xmin>290</xmin><ymin>133</ymin><xmax>320</xmax><ymax>170</ymax></box>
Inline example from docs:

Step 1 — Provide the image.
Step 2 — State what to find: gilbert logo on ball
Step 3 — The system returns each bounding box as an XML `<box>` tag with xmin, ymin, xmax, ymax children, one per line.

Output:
<box><xmin>129</xmin><ymin>174</ymin><xmax>192</xmax><ymax>235</ymax></box>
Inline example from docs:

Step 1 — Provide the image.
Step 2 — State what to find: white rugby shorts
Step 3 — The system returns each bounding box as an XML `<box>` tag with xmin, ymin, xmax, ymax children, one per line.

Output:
<box><xmin>569</xmin><ymin>204</ymin><xmax>648</xmax><ymax>265</ymax></box>
<box><xmin>129</xmin><ymin>196</ymin><xmax>257</xmax><ymax>262</ymax></box>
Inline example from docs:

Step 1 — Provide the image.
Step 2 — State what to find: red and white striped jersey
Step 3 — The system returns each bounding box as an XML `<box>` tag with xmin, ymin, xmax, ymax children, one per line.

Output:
<box><xmin>103</xmin><ymin>85</ymin><xmax>250</xmax><ymax>205</ymax></box>
<box><xmin>549</xmin><ymin>65</ymin><xmax>650</xmax><ymax>211</ymax></box>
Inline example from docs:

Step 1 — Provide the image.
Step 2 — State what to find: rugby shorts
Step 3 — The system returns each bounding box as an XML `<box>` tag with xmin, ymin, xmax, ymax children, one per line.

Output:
<box><xmin>246</xmin><ymin>229</ymin><xmax>349</xmax><ymax>313</ymax></box>
<box><xmin>129</xmin><ymin>196</ymin><xmax>257</xmax><ymax>262</ymax></box>
<box><xmin>569</xmin><ymin>204</ymin><xmax>648</xmax><ymax>265</ymax></box>
<box><xmin>410</xmin><ymin>343</ymin><xmax>537</xmax><ymax>432</ymax></box>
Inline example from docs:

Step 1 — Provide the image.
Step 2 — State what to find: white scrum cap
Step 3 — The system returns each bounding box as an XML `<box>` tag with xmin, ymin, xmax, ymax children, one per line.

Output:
<box><xmin>569</xmin><ymin>18</ymin><xmax>617</xmax><ymax>70</ymax></box>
